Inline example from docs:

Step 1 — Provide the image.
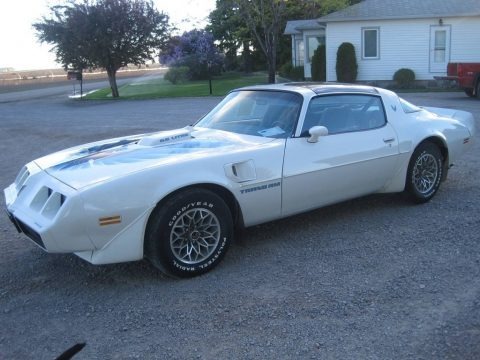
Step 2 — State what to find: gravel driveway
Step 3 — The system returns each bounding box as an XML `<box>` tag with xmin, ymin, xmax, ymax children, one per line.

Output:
<box><xmin>0</xmin><ymin>88</ymin><xmax>479</xmax><ymax>359</ymax></box>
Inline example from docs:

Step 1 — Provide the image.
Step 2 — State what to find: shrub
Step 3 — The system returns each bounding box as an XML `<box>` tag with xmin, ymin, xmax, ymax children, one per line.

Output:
<box><xmin>336</xmin><ymin>42</ymin><xmax>358</xmax><ymax>83</ymax></box>
<box><xmin>279</xmin><ymin>62</ymin><xmax>304</xmax><ymax>81</ymax></box>
<box><xmin>291</xmin><ymin>66</ymin><xmax>305</xmax><ymax>81</ymax></box>
<box><xmin>164</xmin><ymin>66</ymin><xmax>190</xmax><ymax>84</ymax></box>
<box><xmin>393</xmin><ymin>68</ymin><xmax>415</xmax><ymax>88</ymax></box>
<box><xmin>311</xmin><ymin>45</ymin><xmax>326</xmax><ymax>81</ymax></box>
<box><xmin>279</xmin><ymin>62</ymin><xmax>293</xmax><ymax>78</ymax></box>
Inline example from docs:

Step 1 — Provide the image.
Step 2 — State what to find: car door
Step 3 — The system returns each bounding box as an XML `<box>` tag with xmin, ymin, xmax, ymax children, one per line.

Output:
<box><xmin>282</xmin><ymin>93</ymin><xmax>400</xmax><ymax>216</ymax></box>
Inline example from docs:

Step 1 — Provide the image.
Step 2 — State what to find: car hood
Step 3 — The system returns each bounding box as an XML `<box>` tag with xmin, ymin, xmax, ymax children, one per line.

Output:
<box><xmin>35</xmin><ymin>127</ymin><xmax>276</xmax><ymax>189</ymax></box>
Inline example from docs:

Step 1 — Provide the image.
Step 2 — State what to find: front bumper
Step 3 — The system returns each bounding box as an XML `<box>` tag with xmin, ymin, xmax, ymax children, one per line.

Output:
<box><xmin>5</xmin><ymin>208</ymin><xmax>45</xmax><ymax>249</ymax></box>
<box><xmin>5</xmin><ymin>162</ymin><xmax>148</xmax><ymax>265</ymax></box>
<box><xmin>4</xmin><ymin>163</ymin><xmax>96</xmax><ymax>253</ymax></box>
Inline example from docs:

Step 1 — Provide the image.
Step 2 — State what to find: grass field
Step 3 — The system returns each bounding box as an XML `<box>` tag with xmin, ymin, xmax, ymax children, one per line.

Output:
<box><xmin>86</xmin><ymin>72</ymin><xmax>272</xmax><ymax>100</ymax></box>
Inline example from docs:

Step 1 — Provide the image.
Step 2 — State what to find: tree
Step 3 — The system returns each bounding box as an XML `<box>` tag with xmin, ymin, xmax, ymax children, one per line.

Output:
<box><xmin>34</xmin><ymin>0</ymin><xmax>170</xmax><ymax>98</ymax></box>
<box><xmin>235</xmin><ymin>0</ymin><xmax>287</xmax><ymax>84</ymax></box>
<box><xmin>207</xmin><ymin>0</ymin><xmax>355</xmax><ymax>80</ymax></box>
<box><xmin>208</xmin><ymin>0</ymin><xmax>242</xmax><ymax>70</ymax></box>
<box><xmin>207</xmin><ymin>0</ymin><xmax>258</xmax><ymax>72</ymax></box>
<box><xmin>284</xmin><ymin>0</ymin><xmax>351</xmax><ymax>20</ymax></box>
<box><xmin>160</xmin><ymin>30</ymin><xmax>223</xmax><ymax>80</ymax></box>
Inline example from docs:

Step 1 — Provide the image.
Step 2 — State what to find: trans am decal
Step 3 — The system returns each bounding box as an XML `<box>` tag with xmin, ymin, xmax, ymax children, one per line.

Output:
<box><xmin>240</xmin><ymin>181</ymin><xmax>281</xmax><ymax>194</ymax></box>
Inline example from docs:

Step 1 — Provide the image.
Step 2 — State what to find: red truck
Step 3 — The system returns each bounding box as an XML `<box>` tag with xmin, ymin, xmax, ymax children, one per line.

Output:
<box><xmin>436</xmin><ymin>63</ymin><xmax>480</xmax><ymax>98</ymax></box>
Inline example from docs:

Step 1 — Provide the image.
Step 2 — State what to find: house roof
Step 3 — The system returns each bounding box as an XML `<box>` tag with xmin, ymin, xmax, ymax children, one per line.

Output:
<box><xmin>284</xmin><ymin>19</ymin><xmax>323</xmax><ymax>35</ymax></box>
<box><xmin>317</xmin><ymin>0</ymin><xmax>480</xmax><ymax>23</ymax></box>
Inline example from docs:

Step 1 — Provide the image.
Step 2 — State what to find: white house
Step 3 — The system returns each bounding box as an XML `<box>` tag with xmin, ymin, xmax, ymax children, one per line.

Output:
<box><xmin>284</xmin><ymin>0</ymin><xmax>480</xmax><ymax>82</ymax></box>
<box><xmin>284</xmin><ymin>19</ymin><xmax>325</xmax><ymax>79</ymax></box>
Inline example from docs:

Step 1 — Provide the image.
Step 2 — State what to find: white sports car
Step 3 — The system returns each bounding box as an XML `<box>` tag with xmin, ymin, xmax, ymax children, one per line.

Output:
<box><xmin>4</xmin><ymin>84</ymin><xmax>475</xmax><ymax>277</ymax></box>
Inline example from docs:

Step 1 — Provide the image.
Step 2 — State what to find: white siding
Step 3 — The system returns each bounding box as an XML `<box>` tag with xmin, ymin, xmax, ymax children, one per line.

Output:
<box><xmin>450</xmin><ymin>17</ymin><xmax>480</xmax><ymax>62</ymax></box>
<box><xmin>325</xmin><ymin>16</ymin><xmax>480</xmax><ymax>81</ymax></box>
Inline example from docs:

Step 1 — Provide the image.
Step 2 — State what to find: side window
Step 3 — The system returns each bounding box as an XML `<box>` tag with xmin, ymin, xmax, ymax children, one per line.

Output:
<box><xmin>302</xmin><ymin>94</ymin><xmax>386</xmax><ymax>136</ymax></box>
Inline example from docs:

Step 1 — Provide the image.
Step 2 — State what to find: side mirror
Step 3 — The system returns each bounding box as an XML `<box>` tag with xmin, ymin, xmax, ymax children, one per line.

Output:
<box><xmin>307</xmin><ymin>126</ymin><xmax>328</xmax><ymax>143</ymax></box>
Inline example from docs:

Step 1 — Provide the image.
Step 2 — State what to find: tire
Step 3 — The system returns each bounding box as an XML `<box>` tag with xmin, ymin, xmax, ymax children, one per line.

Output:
<box><xmin>406</xmin><ymin>142</ymin><xmax>443</xmax><ymax>203</ymax></box>
<box><xmin>476</xmin><ymin>81</ymin><xmax>480</xmax><ymax>99</ymax></box>
<box><xmin>464</xmin><ymin>88</ymin><xmax>474</xmax><ymax>97</ymax></box>
<box><xmin>145</xmin><ymin>188</ymin><xmax>233</xmax><ymax>278</ymax></box>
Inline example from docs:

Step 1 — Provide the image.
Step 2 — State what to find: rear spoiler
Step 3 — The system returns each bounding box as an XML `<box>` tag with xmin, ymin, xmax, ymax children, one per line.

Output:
<box><xmin>423</xmin><ymin>107</ymin><xmax>475</xmax><ymax>137</ymax></box>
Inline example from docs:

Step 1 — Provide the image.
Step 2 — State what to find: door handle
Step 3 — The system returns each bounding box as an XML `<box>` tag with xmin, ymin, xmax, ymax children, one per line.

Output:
<box><xmin>383</xmin><ymin>138</ymin><xmax>395</xmax><ymax>143</ymax></box>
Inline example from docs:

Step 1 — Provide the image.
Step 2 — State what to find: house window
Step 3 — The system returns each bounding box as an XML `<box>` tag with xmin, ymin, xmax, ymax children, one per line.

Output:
<box><xmin>295</xmin><ymin>39</ymin><xmax>304</xmax><ymax>66</ymax></box>
<box><xmin>434</xmin><ymin>30</ymin><xmax>446</xmax><ymax>63</ymax></box>
<box><xmin>306</xmin><ymin>36</ymin><xmax>325</xmax><ymax>62</ymax></box>
<box><xmin>362</xmin><ymin>28</ymin><xmax>379</xmax><ymax>59</ymax></box>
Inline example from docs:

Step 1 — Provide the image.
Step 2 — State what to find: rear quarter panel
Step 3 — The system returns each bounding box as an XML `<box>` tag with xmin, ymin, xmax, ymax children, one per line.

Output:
<box><xmin>381</xmin><ymin>89</ymin><xmax>472</xmax><ymax>166</ymax></box>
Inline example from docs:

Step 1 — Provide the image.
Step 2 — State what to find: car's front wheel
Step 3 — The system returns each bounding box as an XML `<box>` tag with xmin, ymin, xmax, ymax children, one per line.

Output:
<box><xmin>145</xmin><ymin>188</ymin><xmax>233</xmax><ymax>278</ymax></box>
<box><xmin>406</xmin><ymin>142</ymin><xmax>443</xmax><ymax>203</ymax></box>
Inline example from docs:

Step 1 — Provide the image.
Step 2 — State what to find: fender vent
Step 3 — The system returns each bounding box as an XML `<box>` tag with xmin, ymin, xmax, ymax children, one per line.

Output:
<box><xmin>224</xmin><ymin>160</ymin><xmax>257</xmax><ymax>183</ymax></box>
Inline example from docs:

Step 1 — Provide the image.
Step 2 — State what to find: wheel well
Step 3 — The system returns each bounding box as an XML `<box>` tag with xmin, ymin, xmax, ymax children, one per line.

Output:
<box><xmin>143</xmin><ymin>184</ymin><xmax>243</xmax><ymax>259</ymax></box>
<box><xmin>149</xmin><ymin>183</ymin><xmax>243</xmax><ymax>228</ymax></box>
<box><xmin>419</xmin><ymin>137</ymin><xmax>448</xmax><ymax>160</ymax></box>
<box><xmin>415</xmin><ymin>137</ymin><xmax>449</xmax><ymax>180</ymax></box>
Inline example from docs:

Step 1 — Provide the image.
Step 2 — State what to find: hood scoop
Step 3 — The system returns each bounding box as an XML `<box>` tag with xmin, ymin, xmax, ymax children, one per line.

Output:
<box><xmin>138</xmin><ymin>128</ymin><xmax>192</xmax><ymax>147</ymax></box>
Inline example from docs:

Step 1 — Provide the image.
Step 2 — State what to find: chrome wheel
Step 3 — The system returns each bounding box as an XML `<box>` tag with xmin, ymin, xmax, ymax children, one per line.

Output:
<box><xmin>146</xmin><ymin>188</ymin><xmax>233</xmax><ymax>277</ymax></box>
<box><xmin>412</xmin><ymin>152</ymin><xmax>439</xmax><ymax>194</ymax></box>
<box><xmin>170</xmin><ymin>208</ymin><xmax>221</xmax><ymax>264</ymax></box>
<box><xmin>406</xmin><ymin>142</ymin><xmax>443</xmax><ymax>203</ymax></box>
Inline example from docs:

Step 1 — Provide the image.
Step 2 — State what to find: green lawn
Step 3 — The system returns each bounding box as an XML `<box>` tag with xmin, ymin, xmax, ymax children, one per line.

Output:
<box><xmin>85</xmin><ymin>72</ymin><xmax>271</xmax><ymax>100</ymax></box>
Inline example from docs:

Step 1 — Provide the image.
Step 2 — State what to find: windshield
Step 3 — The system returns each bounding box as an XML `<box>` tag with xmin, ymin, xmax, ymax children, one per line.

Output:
<box><xmin>195</xmin><ymin>90</ymin><xmax>302</xmax><ymax>138</ymax></box>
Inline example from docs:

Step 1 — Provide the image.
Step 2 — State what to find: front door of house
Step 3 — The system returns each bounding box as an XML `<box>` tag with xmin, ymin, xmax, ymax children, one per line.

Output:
<box><xmin>430</xmin><ymin>25</ymin><xmax>451</xmax><ymax>73</ymax></box>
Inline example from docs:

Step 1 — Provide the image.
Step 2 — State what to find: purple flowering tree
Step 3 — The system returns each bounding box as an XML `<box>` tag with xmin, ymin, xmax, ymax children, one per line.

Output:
<box><xmin>160</xmin><ymin>30</ymin><xmax>224</xmax><ymax>80</ymax></box>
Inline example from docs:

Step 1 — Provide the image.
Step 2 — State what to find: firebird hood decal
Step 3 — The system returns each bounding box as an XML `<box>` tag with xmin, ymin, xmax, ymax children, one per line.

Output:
<box><xmin>49</xmin><ymin>139</ymin><xmax>231</xmax><ymax>171</ymax></box>
<box><xmin>35</xmin><ymin>128</ymin><xmax>274</xmax><ymax>189</ymax></box>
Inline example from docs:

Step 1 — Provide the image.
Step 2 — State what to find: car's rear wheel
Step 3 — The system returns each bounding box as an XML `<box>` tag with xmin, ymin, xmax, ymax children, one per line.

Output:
<box><xmin>145</xmin><ymin>188</ymin><xmax>233</xmax><ymax>278</ymax></box>
<box><xmin>406</xmin><ymin>142</ymin><xmax>443</xmax><ymax>203</ymax></box>
<box><xmin>476</xmin><ymin>81</ymin><xmax>480</xmax><ymax>99</ymax></box>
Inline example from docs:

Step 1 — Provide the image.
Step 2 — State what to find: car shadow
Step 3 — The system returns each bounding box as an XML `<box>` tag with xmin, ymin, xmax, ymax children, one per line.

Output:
<box><xmin>4</xmin><ymin>192</ymin><xmax>424</xmax><ymax>287</ymax></box>
<box><xmin>235</xmin><ymin>192</ymin><xmax>410</xmax><ymax>249</ymax></box>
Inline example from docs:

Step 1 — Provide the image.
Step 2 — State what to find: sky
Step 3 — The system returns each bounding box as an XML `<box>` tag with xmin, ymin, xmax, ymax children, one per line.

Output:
<box><xmin>0</xmin><ymin>0</ymin><xmax>216</xmax><ymax>70</ymax></box>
